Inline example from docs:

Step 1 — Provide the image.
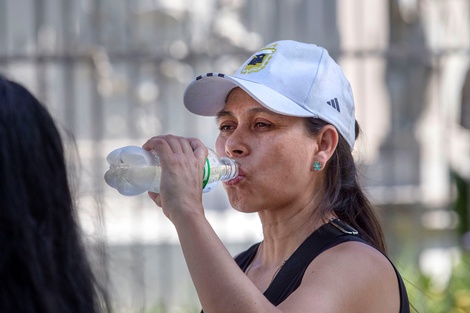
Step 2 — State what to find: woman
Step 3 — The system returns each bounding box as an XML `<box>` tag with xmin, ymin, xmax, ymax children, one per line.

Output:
<box><xmin>0</xmin><ymin>76</ymin><xmax>110</xmax><ymax>313</ymax></box>
<box><xmin>144</xmin><ymin>40</ymin><xmax>410</xmax><ymax>312</ymax></box>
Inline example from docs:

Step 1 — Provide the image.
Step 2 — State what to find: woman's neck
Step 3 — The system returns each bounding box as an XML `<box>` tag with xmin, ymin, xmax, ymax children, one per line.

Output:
<box><xmin>257</xmin><ymin>205</ymin><xmax>334</xmax><ymax>266</ymax></box>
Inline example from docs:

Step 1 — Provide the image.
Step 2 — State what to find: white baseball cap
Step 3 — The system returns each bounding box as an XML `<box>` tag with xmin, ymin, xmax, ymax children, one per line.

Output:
<box><xmin>183</xmin><ymin>40</ymin><xmax>356</xmax><ymax>148</ymax></box>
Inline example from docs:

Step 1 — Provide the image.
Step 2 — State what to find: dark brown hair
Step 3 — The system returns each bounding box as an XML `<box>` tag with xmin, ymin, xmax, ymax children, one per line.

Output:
<box><xmin>0</xmin><ymin>75</ymin><xmax>111</xmax><ymax>313</ymax></box>
<box><xmin>304</xmin><ymin>118</ymin><xmax>387</xmax><ymax>254</ymax></box>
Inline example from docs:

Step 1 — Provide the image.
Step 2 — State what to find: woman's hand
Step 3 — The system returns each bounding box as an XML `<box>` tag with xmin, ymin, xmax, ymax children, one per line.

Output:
<box><xmin>142</xmin><ymin>135</ymin><xmax>207</xmax><ymax>222</ymax></box>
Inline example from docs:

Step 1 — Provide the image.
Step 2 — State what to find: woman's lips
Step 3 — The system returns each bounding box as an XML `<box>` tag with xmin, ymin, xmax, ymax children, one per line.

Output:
<box><xmin>224</xmin><ymin>168</ymin><xmax>245</xmax><ymax>186</ymax></box>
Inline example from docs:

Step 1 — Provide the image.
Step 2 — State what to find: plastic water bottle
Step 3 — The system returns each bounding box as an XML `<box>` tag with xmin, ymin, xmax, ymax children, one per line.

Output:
<box><xmin>104</xmin><ymin>145</ymin><xmax>238</xmax><ymax>196</ymax></box>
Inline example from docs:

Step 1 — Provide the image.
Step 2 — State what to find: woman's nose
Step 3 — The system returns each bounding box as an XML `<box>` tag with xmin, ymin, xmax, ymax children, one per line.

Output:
<box><xmin>224</xmin><ymin>129</ymin><xmax>248</xmax><ymax>158</ymax></box>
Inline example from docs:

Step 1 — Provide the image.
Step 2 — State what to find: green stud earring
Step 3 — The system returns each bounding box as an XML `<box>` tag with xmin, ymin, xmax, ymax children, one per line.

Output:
<box><xmin>313</xmin><ymin>161</ymin><xmax>322</xmax><ymax>171</ymax></box>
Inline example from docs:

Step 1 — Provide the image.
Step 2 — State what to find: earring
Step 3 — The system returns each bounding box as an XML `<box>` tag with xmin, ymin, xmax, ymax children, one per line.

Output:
<box><xmin>313</xmin><ymin>161</ymin><xmax>322</xmax><ymax>171</ymax></box>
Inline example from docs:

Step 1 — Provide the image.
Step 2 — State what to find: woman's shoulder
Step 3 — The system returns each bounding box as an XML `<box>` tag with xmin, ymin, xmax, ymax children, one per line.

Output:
<box><xmin>278</xmin><ymin>240</ymin><xmax>401</xmax><ymax>312</ymax></box>
<box><xmin>319</xmin><ymin>240</ymin><xmax>400</xmax><ymax>291</ymax></box>
<box><xmin>316</xmin><ymin>239</ymin><xmax>393</xmax><ymax>271</ymax></box>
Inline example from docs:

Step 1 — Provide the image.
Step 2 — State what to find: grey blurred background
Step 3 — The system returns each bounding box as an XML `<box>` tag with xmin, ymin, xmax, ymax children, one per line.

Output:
<box><xmin>1</xmin><ymin>0</ymin><xmax>470</xmax><ymax>312</ymax></box>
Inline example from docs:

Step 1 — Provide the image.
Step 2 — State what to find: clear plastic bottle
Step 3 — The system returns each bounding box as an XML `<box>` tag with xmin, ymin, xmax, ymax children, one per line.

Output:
<box><xmin>104</xmin><ymin>145</ymin><xmax>238</xmax><ymax>196</ymax></box>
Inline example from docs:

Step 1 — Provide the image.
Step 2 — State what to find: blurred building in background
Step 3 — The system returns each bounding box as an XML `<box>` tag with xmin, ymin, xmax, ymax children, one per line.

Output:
<box><xmin>1</xmin><ymin>0</ymin><xmax>469</xmax><ymax>312</ymax></box>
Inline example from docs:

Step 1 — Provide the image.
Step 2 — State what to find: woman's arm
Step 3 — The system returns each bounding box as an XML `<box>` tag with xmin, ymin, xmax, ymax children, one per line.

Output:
<box><xmin>143</xmin><ymin>135</ymin><xmax>280</xmax><ymax>313</ymax></box>
<box><xmin>173</xmin><ymin>211</ymin><xmax>279</xmax><ymax>313</ymax></box>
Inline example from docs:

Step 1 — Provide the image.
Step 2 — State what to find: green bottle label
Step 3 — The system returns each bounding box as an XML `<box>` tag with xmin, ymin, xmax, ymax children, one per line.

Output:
<box><xmin>202</xmin><ymin>158</ymin><xmax>210</xmax><ymax>189</ymax></box>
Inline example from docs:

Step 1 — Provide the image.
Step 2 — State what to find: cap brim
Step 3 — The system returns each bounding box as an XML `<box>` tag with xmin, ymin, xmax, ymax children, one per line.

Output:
<box><xmin>183</xmin><ymin>74</ymin><xmax>316</xmax><ymax>117</ymax></box>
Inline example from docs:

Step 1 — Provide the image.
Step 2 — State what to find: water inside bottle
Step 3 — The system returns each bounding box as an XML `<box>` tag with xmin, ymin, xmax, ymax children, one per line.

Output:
<box><xmin>104</xmin><ymin>146</ymin><xmax>161</xmax><ymax>196</ymax></box>
<box><xmin>105</xmin><ymin>164</ymin><xmax>161</xmax><ymax>196</ymax></box>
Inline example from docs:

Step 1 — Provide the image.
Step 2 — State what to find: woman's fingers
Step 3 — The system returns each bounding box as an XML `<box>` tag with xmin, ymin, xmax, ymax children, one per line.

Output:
<box><xmin>142</xmin><ymin>136</ymin><xmax>171</xmax><ymax>154</ymax></box>
<box><xmin>143</xmin><ymin>135</ymin><xmax>204</xmax><ymax>156</ymax></box>
<box><xmin>188</xmin><ymin>138</ymin><xmax>208</xmax><ymax>161</ymax></box>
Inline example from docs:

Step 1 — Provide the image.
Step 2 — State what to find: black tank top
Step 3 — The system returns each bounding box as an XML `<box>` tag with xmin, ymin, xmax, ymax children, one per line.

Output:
<box><xmin>233</xmin><ymin>220</ymin><xmax>410</xmax><ymax>312</ymax></box>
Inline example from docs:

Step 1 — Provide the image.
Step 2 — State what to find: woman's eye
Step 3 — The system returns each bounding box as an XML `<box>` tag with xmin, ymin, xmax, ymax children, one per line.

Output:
<box><xmin>254</xmin><ymin>122</ymin><xmax>271</xmax><ymax>129</ymax></box>
<box><xmin>219</xmin><ymin>124</ymin><xmax>233</xmax><ymax>131</ymax></box>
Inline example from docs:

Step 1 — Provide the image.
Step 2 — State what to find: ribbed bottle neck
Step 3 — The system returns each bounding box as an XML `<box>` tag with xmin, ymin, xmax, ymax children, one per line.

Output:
<box><xmin>219</xmin><ymin>157</ymin><xmax>238</xmax><ymax>181</ymax></box>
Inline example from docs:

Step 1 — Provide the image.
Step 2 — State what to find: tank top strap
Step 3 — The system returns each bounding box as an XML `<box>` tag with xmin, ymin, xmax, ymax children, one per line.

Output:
<box><xmin>263</xmin><ymin>219</ymin><xmax>349</xmax><ymax>305</ymax></box>
<box><xmin>234</xmin><ymin>242</ymin><xmax>261</xmax><ymax>271</ymax></box>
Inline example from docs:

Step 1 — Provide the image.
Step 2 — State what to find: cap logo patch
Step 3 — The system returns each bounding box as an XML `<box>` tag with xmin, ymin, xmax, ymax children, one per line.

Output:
<box><xmin>241</xmin><ymin>43</ymin><xmax>277</xmax><ymax>74</ymax></box>
<box><xmin>327</xmin><ymin>98</ymin><xmax>341</xmax><ymax>112</ymax></box>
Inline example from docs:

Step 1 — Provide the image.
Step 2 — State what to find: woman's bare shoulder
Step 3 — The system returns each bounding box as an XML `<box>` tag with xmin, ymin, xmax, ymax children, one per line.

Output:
<box><xmin>278</xmin><ymin>241</ymin><xmax>401</xmax><ymax>313</ymax></box>
<box><xmin>314</xmin><ymin>240</ymin><xmax>394</xmax><ymax>274</ymax></box>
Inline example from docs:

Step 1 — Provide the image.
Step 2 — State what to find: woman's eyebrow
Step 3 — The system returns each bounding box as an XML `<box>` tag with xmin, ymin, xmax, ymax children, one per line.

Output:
<box><xmin>216</xmin><ymin>107</ymin><xmax>279</xmax><ymax>122</ymax></box>
<box><xmin>216</xmin><ymin>110</ymin><xmax>233</xmax><ymax>122</ymax></box>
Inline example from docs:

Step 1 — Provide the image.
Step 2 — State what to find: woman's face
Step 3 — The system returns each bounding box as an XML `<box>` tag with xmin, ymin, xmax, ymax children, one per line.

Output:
<box><xmin>215</xmin><ymin>88</ymin><xmax>321</xmax><ymax>214</ymax></box>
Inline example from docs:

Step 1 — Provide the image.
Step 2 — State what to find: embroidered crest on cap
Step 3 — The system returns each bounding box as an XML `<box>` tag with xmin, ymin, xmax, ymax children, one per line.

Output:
<box><xmin>241</xmin><ymin>43</ymin><xmax>277</xmax><ymax>74</ymax></box>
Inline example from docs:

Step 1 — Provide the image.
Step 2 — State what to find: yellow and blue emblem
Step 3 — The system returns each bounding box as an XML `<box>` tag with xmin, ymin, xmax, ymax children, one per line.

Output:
<box><xmin>241</xmin><ymin>43</ymin><xmax>277</xmax><ymax>74</ymax></box>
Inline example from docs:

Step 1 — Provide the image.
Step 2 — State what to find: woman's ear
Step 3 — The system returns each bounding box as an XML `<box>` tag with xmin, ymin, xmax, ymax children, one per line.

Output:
<box><xmin>312</xmin><ymin>125</ymin><xmax>338</xmax><ymax>171</ymax></box>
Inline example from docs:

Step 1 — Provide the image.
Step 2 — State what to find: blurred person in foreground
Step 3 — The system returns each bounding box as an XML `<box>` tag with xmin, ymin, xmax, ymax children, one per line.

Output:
<box><xmin>143</xmin><ymin>40</ymin><xmax>410</xmax><ymax>312</ymax></box>
<box><xmin>0</xmin><ymin>75</ymin><xmax>110</xmax><ymax>313</ymax></box>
